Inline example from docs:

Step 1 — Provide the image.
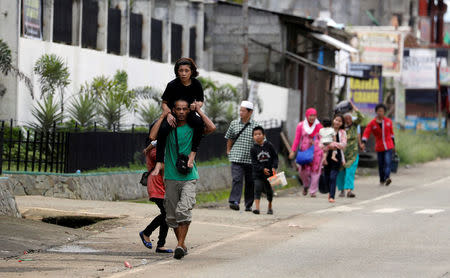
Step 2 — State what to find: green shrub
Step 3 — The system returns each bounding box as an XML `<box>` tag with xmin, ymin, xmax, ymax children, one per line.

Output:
<box><xmin>396</xmin><ymin>129</ymin><xmax>450</xmax><ymax>165</ymax></box>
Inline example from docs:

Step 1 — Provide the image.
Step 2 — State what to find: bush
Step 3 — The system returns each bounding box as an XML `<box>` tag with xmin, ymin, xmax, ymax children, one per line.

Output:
<box><xmin>395</xmin><ymin>129</ymin><xmax>450</xmax><ymax>165</ymax></box>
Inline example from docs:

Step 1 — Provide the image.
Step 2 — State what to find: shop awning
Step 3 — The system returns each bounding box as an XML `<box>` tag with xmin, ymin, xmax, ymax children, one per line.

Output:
<box><xmin>309</xmin><ymin>33</ymin><xmax>358</xmax><ymax>53</ymax></box>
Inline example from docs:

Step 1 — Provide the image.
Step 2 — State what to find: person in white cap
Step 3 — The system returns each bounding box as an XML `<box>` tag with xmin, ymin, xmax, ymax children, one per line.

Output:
<box><xmin>225</xmin><ymin>100</ymin><xmax>260</xmax><ymax>211</ymax></box>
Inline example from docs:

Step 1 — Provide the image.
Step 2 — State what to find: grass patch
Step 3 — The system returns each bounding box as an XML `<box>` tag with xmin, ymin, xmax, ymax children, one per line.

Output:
<box><xmin>396</xmin><ymin>129</ymin><xmax>450</xmax><ymax>165</ymax></box>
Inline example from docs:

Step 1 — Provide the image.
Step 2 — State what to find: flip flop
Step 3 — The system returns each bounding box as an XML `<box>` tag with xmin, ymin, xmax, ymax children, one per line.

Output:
<box><xmin>156</xmin><ymin>247</ymin><xmax>174</xmax><ymax>253</ymax></box>
<box><xmin>139</xmin><ymin>231</ymin><xmax>152</xmax><ymax>249</ymax></box>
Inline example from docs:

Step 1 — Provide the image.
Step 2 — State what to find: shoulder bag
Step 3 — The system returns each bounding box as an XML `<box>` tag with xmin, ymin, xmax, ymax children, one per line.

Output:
<box><xmin>174</xmin><ymin>128</ymin><xmax>192</xmax><ymax>175</ymax></box>
<box><xmin>295</xmin><ymin>135</ymin><xmax>316</xmax><ymax>165</ymax></box>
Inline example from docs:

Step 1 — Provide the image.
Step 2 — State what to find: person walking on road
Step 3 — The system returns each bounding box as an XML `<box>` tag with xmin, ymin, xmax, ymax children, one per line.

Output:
<box><xmin>289</xmin><ymin>108</ymin><xmax>323</xmax><ymax>197</ymax></box>
<box><xmin>151</xmin><ymin>99</ymin><xmax>215</xmax><ymax>260</ymax></box>
<box><xmin>225</xmin><ymin>101</ymin><xmax>259</xmax><ymax>211</ymax></box>
<box><xmin>361</xmin><ymin>104</ymin><xmax>395</xmax><ymax>186</ymax></box>
<box><xmin>337</xmin><ymin>101</ymin><xmax>364</xmax><ymax>198</ymax></box>
<box><xmin>139</xmin><ymin>140</ymin><xmax>173</xmax><ymax>253</ymax></box>
<box><xmin>322</xmin><ymin>114</ymin><xmax>347</xmax><ymax>203</ymax></box>
<box><xmin>250</xmin><ymin>126</ymin><xmax>278</xmax><ymax>215</ymax></box>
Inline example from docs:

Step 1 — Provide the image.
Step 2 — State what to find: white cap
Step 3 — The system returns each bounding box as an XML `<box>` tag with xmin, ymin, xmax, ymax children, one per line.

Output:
<box><xmin>240</xmin><ymin>100</ymin><xmax>254</xmax><ymax>110</ymax></box>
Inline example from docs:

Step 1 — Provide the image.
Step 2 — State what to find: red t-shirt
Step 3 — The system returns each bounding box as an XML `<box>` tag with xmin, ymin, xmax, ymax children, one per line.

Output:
<box><xmin>146</xmin><ymin>148</ymin><xmax>165</xmax><ymax>199</ymax></box>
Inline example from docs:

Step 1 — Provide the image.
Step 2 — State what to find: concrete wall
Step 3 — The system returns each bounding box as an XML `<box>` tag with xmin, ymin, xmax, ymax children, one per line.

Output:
<box><xmin>15</xmin><ymin>37</ymin><xmax>289</xmax><ymax>126</ymax></box>
<box><xmin>4</xmin><ymin>164</ymin><xmax>233</xmax><ymax>201</ymax></box>
<box><xmin>0</xmin><ymin>178</ymin><xmax>21</xmax><ymax>218</ymax></box>
<box><xmin>0</xmin><ymin>1</ymin><xmax>20</xmax><ymax>121</ymax></box>
<box><xmin>208</xmin><ymin>3</ymin><xmax>283</xmax><ymax>85</ymax></box>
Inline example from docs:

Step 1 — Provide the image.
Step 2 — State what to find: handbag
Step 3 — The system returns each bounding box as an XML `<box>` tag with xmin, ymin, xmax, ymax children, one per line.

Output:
<box><xmin>318</xmin><ymin>171</ymin><xmax>329</xmax><ymax>194</ymax></box>
<box><xmin>140</xmin><ymin>171</ymin><xmax>150</xmax><ymax>186</ymax></box>
<box><xmin>295</xmin><ymin>135</ymin><xmax>316</xmax><ymax>165</ymax></box>
<box><xmin>174</xmin><ymin>127</ymin><xmax>192</xmax><ymax>175</ymax></box>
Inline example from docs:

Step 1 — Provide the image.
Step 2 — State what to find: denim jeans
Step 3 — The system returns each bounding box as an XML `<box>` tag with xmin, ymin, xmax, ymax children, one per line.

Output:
<box><xmin>377</xmin><ymin>149</ymin><xmax>393</xmax><ymax>183</ymax></box>
<box><xmin>324</xmin><ymin>167</ymin><xmax>339</xmax><ymax>199</ymax></box>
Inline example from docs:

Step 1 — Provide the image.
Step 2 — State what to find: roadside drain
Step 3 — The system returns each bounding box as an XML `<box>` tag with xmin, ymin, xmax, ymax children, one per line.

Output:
<box><xmin>42</xmin><ymin>216</ymin><xmax>116</xmax><ymax>229</ymax></box>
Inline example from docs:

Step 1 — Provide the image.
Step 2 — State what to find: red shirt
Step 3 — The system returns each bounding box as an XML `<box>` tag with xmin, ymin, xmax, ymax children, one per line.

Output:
<box><xmin>362</xmin><ymin>117</ymin><xmax>395</xmax><ymax>152</ymax></box>
<box><xmin>146</xmin><ymin>148</ymin><xmax>165</xmax><ymax>199</ymax></box>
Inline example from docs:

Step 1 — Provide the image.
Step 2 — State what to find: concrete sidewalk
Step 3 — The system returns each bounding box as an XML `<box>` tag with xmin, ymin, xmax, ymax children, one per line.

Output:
<box><xmin>0</xmin><ymin>160</ymin><xmax>448</xmax><ymax>277</ymax></box>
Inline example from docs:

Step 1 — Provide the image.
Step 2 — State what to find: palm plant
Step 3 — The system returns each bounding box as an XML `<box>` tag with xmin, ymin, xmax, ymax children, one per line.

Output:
<box><xmin>67</xmin><ymin>93</ymin><xmax>97</xmax><ymax>128</ymax></box>
<box><xmin>33</xmin><ymin>54</ymin><xmax>70</xmax><ymax>115</ymax></box>
<box><xmin>138</xmin><ymin>102</ymin><xmax>161</xmax><ymax>124</ymax></box>
<box><xmin>98</xmin><ymin>92</ymin><xmax>125</xmax><ymax>130</ymax></box>
<box><xmin>29</xmin><ymin>95</ymin><xmax>64</xmax><ymax>133</ymax></box>
<box><xmin>0</xmin><ymin>39</ymin><xmax>33</xmax><ymax>98</ymax></box>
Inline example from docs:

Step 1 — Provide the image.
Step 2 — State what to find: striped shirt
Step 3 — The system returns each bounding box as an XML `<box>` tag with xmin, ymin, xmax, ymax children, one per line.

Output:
<box><xmin>225</xmin><ymin>119</ymin><xmax>259</xmax><ymax>164</ymax></box>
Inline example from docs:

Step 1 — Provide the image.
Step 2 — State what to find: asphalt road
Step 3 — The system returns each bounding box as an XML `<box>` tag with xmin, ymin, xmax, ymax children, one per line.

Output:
<box><xmin>1</xmin><ymin>159</ymin><xmax>449</xmax><ymax>278</ymax></box>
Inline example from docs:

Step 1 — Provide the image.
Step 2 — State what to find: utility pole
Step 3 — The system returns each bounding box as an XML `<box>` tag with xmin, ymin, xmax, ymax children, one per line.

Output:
<box><xmin>242</xmin><ymin>0</ymin><xmax>249</xmax><ymax>100</ymax></box>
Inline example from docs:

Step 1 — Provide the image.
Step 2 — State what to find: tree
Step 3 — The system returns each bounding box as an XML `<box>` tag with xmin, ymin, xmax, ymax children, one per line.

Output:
<box><xmin>33</xmin><ymin>54</ymin><xmax>70</xmax><ymax>115</ymax></box>
<box><xmin>0</xmin><ymin>39</ymin><xmax>33</xmax><ymax>98</ymax></box>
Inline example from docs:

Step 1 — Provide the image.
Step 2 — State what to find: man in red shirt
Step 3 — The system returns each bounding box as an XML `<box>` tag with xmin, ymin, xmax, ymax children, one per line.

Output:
<box><xmin>361</xmin><ymin>104</ymin><xmax>395</xmax><ymax>186</ymax></box>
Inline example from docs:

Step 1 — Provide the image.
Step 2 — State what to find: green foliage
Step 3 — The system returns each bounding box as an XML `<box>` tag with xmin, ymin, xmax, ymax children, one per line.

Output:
<box><xmin>67</xmin><ymin>93</ymin><xmax>97</xmax><ymax>128</ymax></box>
<box><xmin>138</xmin><ymin>102</ymin><xmax>161</xmax><ymax>124</ymax></box>
<box><xmin>29</xmin><ymin>95</ymin><xmax>64</xmax><ymax>133</ymax></box>
<box><xmin>0</xmin><ymin>38</ymin><xmax>33</xmax><ymax>98</ymax></box>
<box><xmin>0</xmin><ymin>39</ymin><xmax>12</xmax><ymax>75</ymax></box>
<box><xmin>33</xmin><ymin>54</ymin><xmax>70</xmax><ymax>98</ymax></box>
<box><xmin>395</xmin><ymin>129</ymin><xmax>450</xmax><ymax>165</ymax></box>
<box><xmin>98</xmin><ymin>93</ymin><xmax>125</xmax><ymax>130</ymax></box>
<box><xmin>198</xmin><ymin>77</ymin><xmax>241</xmax><ymax>131</ymax></box>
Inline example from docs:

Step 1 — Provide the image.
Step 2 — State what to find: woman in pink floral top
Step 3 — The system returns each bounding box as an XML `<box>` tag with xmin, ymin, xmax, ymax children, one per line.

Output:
<box><xmin>289</xmin><ymin>108</ymin><xmax>323</xmax><ymax>197</ymax></box>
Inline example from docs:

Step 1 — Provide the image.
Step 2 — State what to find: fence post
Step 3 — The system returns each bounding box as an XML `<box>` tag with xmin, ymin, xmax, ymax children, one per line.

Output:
<box><xmin>31</xmin><ymin>129</ymin><xmax>37</xmax><ymax>172</ymax></box>
<box><xmin>94</xmin><ymin>122</ymin><xmax>97</xmax><ymax>132</ymax></box>
<box><xmin>24</xmin><ymin>130</ymin><xmax>30</xmax><ymax>171</ymax></box>
<box><xmin>50</xmin><ymin>122</ymin><xmax>56</xmax><ymax>172</ymax></box>
<box><xmin>44</xmin><ymin>132</ymin><xmax>49</xmax><ymax>172</ymax></box>
<box><xmin>7</xmin><ymin>119</ymin><xmax>13</xmax><ymax>170</ymax></box>
<box><xmin>0</xmin><ymin>123</ymin><xmax>3</xmax><ymax>175</ymax></box>
<box><xmin>16</xmin><ymin>130</ymin><xmax>21</xmax><ymax>171</ymax></box>
<box><xmin>38</xmin><ymin>131</ymin><xmax>44</xmax><ymax>172</ymax></box>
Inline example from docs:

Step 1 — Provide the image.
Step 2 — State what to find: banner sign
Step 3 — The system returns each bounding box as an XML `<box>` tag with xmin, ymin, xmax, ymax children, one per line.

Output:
<box><xmin>402</xmin><ymin>49</ymin><xmax>436</xmax><ymax>89</ymax></box>
<box><xmin>348</xmin><ymin>63</ymin><xmax>383</xmax><ymax>117</ymax></box>
<box><xmin>23</xmin><ymin>0</ymin><xmax>42</xmax><ymax>39</ymax></box>
<box><xmin>353</xmin><ymin>31</ymin><xmax>402</xmax><ymax>76</ymax></box>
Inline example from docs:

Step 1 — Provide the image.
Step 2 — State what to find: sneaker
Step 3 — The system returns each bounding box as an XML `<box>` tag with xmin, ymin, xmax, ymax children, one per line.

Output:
<box><xmin>267</xmin><ymin>209</ymin><xmax>273</xmax><ymax>215</ymax></box>
<box><xmin>252</xmin><ymin>209</ymin><xmax>260</xmax><ymax>214</ymax></box>
<box><xmin>245</xmin><ymin>207</ymin><xmax>252</xmax><ymax>212</ymax></box>
<box><xmin>385</xmin><ymin>178</ymin><xmax>391</xmax><ymax>186</ymax></box>
<box><xmin>229</xmin><ymin>202</ymin><xmax>240</xmax><ymax>211</ymax></box>
<box><xmin>174</xmin><ymin>246</ymin><xmax>185</xmax><ymax>260</ymax></box>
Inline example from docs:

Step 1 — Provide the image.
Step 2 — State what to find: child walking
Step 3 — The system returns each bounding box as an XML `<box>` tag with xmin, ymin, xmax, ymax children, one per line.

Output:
<box><xmin>250</xmin><ymin>126</ymin><xmax>278</xmax><ymax>215</ymax></box>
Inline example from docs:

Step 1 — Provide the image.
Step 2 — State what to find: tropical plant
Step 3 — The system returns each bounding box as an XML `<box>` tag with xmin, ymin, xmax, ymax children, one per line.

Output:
<box><xmin>98</xmin><ymin>93</ymin><xmax>125</xmax><ymax>130</ymax></box>
<box><xmin>138</xmin><ymin>102</ymin><xmax>161</xmax><ymax>124</ymax></box>
<box><xmin>0</xmin><ymin>39</ymin><xmax>33</xmax><ymax>97</ymax></box>
<box><xmin>67</xmin><ymin>93</ymin><xmax>97</xmax><ymax>128</ymax></box>
<box><xmin>29</xmin><ymin>95</ymin><xmax>64</xmax><ymax>132</ymax></box>
<box><xmin>33</xmin><ymin>54</ymin><xmax>70</xmax><ymax>115</ymax></box>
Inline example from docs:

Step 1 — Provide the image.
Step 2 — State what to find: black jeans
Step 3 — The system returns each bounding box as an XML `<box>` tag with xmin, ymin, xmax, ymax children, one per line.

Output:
<box><xmin>143</xmin><ymin>198</ymin><xmax>168</xmax><ymax>248</ymax></box>
<box><xmin>229</xmin><ymin>162</ymin><xmax>254</xmax><ymax>209</ymax></box>
<box><xmin>156</xmin><ymin>111</ymin><xmax>204</xmax><ymax>162</ymax></box>
<box><xmin>254</xmin><ymin>177</ymin><xmax>273</xmax><ymax>202</ymax></box>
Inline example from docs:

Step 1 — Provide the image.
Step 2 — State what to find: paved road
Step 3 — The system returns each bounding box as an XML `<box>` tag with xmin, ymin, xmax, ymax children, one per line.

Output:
<box><xmin>1</xmin><ymin>160</ymin><xmax>449</xmax><ymax>277</ymax></box>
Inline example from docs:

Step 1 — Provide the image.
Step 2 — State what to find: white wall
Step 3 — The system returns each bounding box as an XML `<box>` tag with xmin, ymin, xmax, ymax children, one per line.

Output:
<box><xmin>17</xmin><ymin>38</ymin><xmax>288</xmax><ymax>126</ymax></box>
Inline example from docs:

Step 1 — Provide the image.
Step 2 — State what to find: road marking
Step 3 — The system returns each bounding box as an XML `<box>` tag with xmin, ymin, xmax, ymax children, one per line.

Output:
<box><xmin>372</xmin><ymin>208</ymin><xmax>403</xmax><ymax>213</ymax></box>
<box><xmin>414</xmin><ymin>209</ymin><xmax>444</xmax><ymax>215</ymax></box>
<box><xmin>356</xmin><ymin>188</ymin><xmax>414</xmax><ymax>205</ymax></box>
<box><xmin>422</xmin><ymin>176</ymin><xmax>450</xmax><ymax>187</ymax></box>
<box><xmin>315</xmin><ymin>206</ymin><xmax>363</xmax><ymax>214</ymax></box>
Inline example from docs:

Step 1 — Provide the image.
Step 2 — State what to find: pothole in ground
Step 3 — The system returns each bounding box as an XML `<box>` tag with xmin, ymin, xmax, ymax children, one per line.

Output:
<box><xmin>42</xmin><ymin>216</ymin><xmax>116</xmax><ymax>229</ymax></box>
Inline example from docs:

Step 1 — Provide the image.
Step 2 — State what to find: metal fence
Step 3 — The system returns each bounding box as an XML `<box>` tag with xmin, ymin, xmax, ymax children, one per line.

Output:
<box><xmin>0</xmin><ymin>121</ymin><xmax>68</xmax><ymax>174</ymax></box>
<box><xmin>1</xmin><ymin>119</ymin><xmax>283</xmax><ymax>174</ymax></box>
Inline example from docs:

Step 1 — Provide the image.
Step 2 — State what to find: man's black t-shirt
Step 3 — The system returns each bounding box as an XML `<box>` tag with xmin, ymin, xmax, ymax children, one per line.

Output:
<box><xmin>162</xmin><ymin>78</ymin><xmax>204</xmax><ymax>109</ymax></box>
